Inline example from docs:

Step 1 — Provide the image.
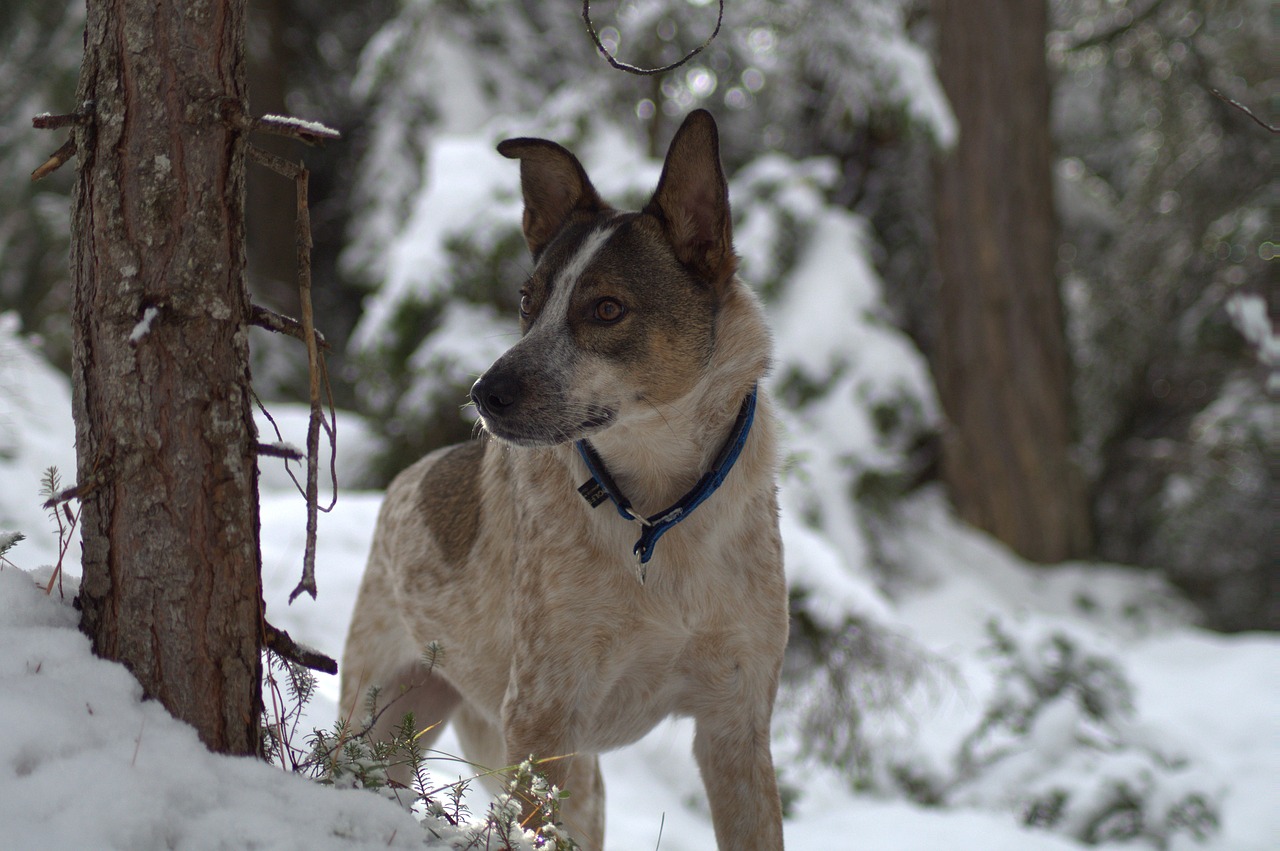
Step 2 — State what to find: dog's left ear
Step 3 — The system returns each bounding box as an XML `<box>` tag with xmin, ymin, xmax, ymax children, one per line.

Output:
<box><xmin>498</xmin><ymin>137</ymin><xmax>609</xmax><ymax>259</ymax></box>
<box><xmin>647</xmin><ymin>110</ymin><xmax>738</xmax><ymax>289</ymax></box>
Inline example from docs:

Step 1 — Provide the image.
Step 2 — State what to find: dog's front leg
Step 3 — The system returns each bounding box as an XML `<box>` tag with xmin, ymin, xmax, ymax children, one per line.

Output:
<box><xmin>694</xmin><ymin>710</ymin><xmax>785</xmax><ymax>850</ymax></box>
<box><xmin>502</xmin><ymin>678</ymin><xmax>606</xmax><ymax>848</ymax></box>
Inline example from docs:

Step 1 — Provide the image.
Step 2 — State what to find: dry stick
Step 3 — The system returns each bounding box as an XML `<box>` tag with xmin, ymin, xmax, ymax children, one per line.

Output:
<box><xmin>42</xmin><ymin>503</ymin><xmax>80</xmax><ymax>598</ymax></box>
<box><xmin>250</xmin><ymin>303</ymin><xmax>330</xmax><ymax>350</ymax></box>
<box><xmin>246</xmin><ymin>144</ymin><xmax>328</xmax><ymax>603</ymax></box>
<box><xmin>582</xmin><ymin>0</ymin><xmax>724</xmax><ymax>76</ymax></box>
<box><xmin>294</xmin><ymin>162</ymin><xmax>323</xmax><ymax>603</ymax></box>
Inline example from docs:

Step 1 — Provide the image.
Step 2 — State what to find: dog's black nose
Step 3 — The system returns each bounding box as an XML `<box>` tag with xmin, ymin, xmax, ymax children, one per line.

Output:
<box><xmin>470</xmin><ymin>374</ymin><xmax>518</xmax><ymax>418</ymax></box>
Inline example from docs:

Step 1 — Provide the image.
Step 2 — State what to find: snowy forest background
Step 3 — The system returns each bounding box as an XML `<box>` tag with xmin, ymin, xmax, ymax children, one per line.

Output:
<box><xmin>0</xmin><ymin>0</ymin><xmax>1275</xmax><ymax>849</ymax></box>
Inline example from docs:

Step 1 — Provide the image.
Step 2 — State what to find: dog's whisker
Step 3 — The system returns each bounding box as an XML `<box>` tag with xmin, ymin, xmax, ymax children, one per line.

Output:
<box><xmin>639</xmin><ymin>396</ymin><xmax>682</xmax><ymax>439</ymax></box>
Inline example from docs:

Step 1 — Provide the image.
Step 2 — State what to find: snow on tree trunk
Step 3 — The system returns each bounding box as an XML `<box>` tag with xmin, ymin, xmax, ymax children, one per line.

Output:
<box><xmin>931</xmin><ymin>0</ymin><xmax>1091</xmax><ymax>563</ymax></box>
<box><xmin>70</xmin><ymin>0</ymin><xmax>263</xmax><ymax>755</ymax></box>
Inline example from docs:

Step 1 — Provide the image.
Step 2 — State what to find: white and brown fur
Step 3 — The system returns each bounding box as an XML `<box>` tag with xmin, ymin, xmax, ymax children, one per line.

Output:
<box><xmin>340</xmin><ymin>110</ymin><xmax>787</xmax><ymax>850</ymax></box>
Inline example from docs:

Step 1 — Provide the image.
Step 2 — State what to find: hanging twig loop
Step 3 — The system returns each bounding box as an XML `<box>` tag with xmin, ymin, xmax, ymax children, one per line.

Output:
<box><xmin>582</xmin><ymin>0</ymin><xmax>725</xmax><ymax>76</ymax></box>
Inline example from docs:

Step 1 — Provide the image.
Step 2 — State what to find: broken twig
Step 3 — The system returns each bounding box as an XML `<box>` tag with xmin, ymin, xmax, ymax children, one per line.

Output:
<box><xmin>31</xmin><ymin>138</ymin><xmax>76</xmax><ymax>182</ymax></box>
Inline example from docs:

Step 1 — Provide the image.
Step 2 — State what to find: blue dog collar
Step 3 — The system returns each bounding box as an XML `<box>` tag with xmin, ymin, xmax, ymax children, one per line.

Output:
<box><xmin>575</xmin><ymin>387</ymin><xmax>758</xmax><ymax>574</ymax></box>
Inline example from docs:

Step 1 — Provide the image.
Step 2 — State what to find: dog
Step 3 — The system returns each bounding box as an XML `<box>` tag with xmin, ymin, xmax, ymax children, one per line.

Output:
<box><xmin>340</xmin><ymin>110</ymin><xmax>787</xmax><ymax>850</ymax></box>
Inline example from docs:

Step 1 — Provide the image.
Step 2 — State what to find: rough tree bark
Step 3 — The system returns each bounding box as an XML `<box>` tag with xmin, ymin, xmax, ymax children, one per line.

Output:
<box><xmin>931</xmin><ymin>0</ymin><xmax>1091</xmax><ymax>562</ymax></box>
<box><xmin>70</xmin><ymin>0</ymin><xmax>263</xmax><ymax>754</ymax></box>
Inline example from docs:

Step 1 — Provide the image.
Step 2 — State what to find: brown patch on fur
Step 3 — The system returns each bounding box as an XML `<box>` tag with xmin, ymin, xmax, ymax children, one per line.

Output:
<box><xmin>420</xmin><ymin>440</ymin><xmax>485</xmax><ymax>564</ymax></box>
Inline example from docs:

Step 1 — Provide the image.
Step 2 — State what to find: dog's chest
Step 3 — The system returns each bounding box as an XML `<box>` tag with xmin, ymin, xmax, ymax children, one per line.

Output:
<box><xmin>501</xmin><ymin>439</ymin><xmax>784</xmax><ymax>750</ymax></box>
<box><xmin>572</xmin><ymin>622</ymin><xmax>709</xmax><ymax>750</ymax></box>
<box><xmin>559</xmin><ymin>568</ymin><xmax>761</xmax><ymax>750</ymax></box>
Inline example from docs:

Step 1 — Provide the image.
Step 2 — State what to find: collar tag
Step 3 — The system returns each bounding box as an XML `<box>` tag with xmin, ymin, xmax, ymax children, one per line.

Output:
<box><xmin>577</xmin><ymin>478</ymin><xmax>609</xmax><ymax>508</ymax></box>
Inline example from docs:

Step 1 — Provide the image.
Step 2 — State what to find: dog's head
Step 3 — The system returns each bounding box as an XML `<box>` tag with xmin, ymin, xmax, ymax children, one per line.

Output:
<box><xmin>470</xmin><ymin>110</ymin><xmax>739</xmax><ymax>447</ymax></box>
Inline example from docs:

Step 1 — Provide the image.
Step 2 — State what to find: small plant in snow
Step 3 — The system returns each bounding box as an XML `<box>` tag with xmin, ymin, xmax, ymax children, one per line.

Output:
<box><xmin>0</xmin><ymin>469</ymin><xmax>79</xmax><ymax>594</ymax></box>
<box><xmin>261</xmin><ymin>649</ymin><xmax>319</xmax><ymax>771</ymax></box>
<box><xmin>268</xmin><ymin>666</ymin><xmax>576</xmax><ymax>849</ymax></box>
<box><xmin>38</xmin><ymin>465</ymin><xmax>78</xmax><ymax>597</ymax></box>
<box><xmin>950</xmin><ymin>617</ymin><xmax>1220</xmax><ymax>847</ymax></box>
<box><xmin>0</xmin><ymin>530</ymin><xmax>24</xmax><ymax>566</ymax></box>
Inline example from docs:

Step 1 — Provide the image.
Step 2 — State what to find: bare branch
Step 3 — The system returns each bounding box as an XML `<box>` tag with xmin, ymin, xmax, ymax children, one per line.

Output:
<box><xmin>1210</xmin><ymin>88</ymin><xmax>1278</xmax><ymax>134</ymax></box>
<box><xmin>242</xmin><ymin>123</ymin><xmax>340</xmax><ymax>603</ymax></box>
<box><xmin>254</xmin><ymin>114</ymin><xmax>341</xmax><ymax>146</ymax></box>
<box><xmin>263</xmin><ymin>620</ymin><xmax>338</xmax><ymax>675</ymax></box>
<box><xmin>582</xmin><ymin>0</ymin><xmax>724</xmax><ymax>76</ymax></box>
<box><xmin>41</xmin><ymin>484</ymin><xmax>83</xmax><ymax>509</ymax></box>
<box><xmin>31</xmin><ymin>137</ymin><xmax>76</xmax><ymax>182</ymax></box>
<box><xmin>1067</xmin><ymin>0</ymin><xmax>1169</xmax><ymax>52</ymax></box>
<box><xmin>249</xmin><ymin>303</ymin><xmax>330</xmax><ymax>350</ymax></box>
<box><xmin>254</xmin><ymin>442</ymin><xmax>306</xmax><ymax>461</ymax></box>
<box><xmin>220</xmin><ymin>99</ymin><xmax>340</xmax><ymax>146</ymax></box>
<box><xmin>290</xmin><ymin>160</ymin><xmax>327</xmax><ymax>604</ymax></box>
<box><xmin>32</xmin><ymin>104</ymin><xmax>93</xmax><ymax>130</ymax></box>
<box><xmin>246</xmin><ymin>143</ymin><xmax>304</xmax><ymax>179</ymax></box>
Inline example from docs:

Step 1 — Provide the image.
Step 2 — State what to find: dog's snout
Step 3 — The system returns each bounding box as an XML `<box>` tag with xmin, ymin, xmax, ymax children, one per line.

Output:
<box><xmin>470</xmin><ymin>374</ymin><xmax>518</xmax><ymax>418</ymax></box>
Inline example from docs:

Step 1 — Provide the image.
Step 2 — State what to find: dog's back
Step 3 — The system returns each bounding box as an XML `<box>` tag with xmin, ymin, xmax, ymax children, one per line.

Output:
<box><xmin>341</xmin><ymin>111</ymin><xmax>788</xmax><ymax>850</ymax></box>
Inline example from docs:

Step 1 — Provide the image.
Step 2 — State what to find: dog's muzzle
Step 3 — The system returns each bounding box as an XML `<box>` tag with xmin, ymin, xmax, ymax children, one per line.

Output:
<box><xmin>470</xmin><ymin>373</ymin><xmax>518</xmax><ymax>421</ymax></box>
<box><xmin>470</xmin><ymin>372</ymin><xmax>617</xmax><ymax>447</ymax></box>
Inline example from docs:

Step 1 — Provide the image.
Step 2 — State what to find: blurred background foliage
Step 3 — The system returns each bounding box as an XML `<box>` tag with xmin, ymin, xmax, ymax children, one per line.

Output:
<box><xmin>0</xmin><ymin>0</ymin><xmax>1272</xmax><ymax>633</ymax></box>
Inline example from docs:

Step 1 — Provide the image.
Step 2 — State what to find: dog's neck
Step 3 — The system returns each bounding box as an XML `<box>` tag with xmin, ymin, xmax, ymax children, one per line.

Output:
<box><xmin>574</xmin><ymin>282</ymin><xmax>773</xmax><ymax>519</ymax></box>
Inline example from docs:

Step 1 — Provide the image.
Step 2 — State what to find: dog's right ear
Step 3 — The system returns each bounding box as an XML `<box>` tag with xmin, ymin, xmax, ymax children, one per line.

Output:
<box><xmin>497</xmin><ymin>138</ymin><xmax>608</xmax><ymax>258</ymax></box>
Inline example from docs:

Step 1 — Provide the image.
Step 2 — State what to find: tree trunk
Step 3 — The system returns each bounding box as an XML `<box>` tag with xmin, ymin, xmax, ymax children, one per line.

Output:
<box><xmin>70</xmin><ymin>0</ymin><xmax>263</xmax><ymax>754</ymax></box>
<box><xmin>931</xmin><ymin>0</ymin><xmax>1091</xmax><ymax>562</ymax></box>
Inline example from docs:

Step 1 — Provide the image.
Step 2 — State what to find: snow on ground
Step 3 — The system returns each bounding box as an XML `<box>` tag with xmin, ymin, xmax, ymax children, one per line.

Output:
<box><xmin>1</xmin><ymin>322</ymin><xmax>1278</xmax><ymax>849</ymax></box>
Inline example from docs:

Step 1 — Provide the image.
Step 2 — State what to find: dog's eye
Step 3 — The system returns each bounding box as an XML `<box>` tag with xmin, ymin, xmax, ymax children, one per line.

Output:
<box><xmin>593</xmin><ymin>298</ymin><xmax>626</xmax><ymax>323</ymax></box>
<box><xmin>519</xmin><ymin>291</ymin><xmax>532</xmax><ymax>317</ymax></box>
